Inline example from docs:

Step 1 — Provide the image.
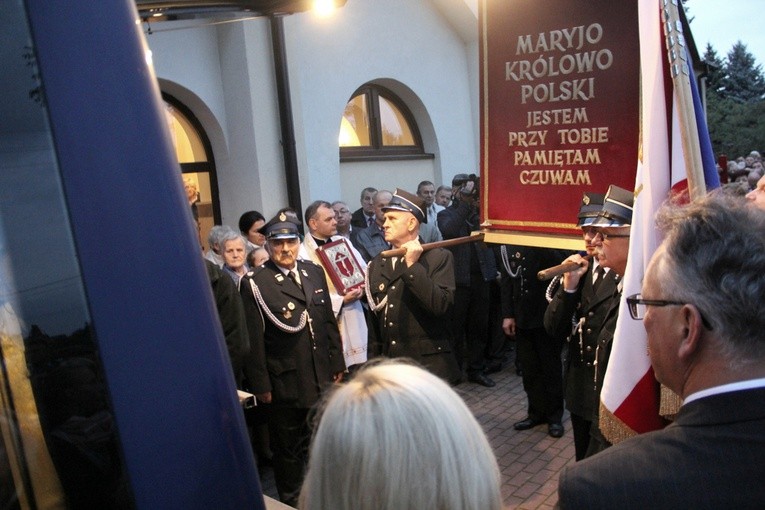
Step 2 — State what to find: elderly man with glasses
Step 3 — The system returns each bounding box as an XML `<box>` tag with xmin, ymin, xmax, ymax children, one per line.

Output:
<box><xmin>545</xmin><ymin>185</ymin><xmax>634</xmax><ymax>460</ymax></box>
<box><xmin>544</xmin><ymin>191</ymin><xmax>620</xmax><ymax>458</ymax></box>
<box><xmin>563</xmin><ymin>185</ymin><xmax>634</xmax><ymax>457</ymax></box>
<box><xmin>585</xmin><ymin>185</ymin><xmax>634</xmax><ymax>456</ymax></box>
<box><xmin>559</xmin><ymin>193</ymin><xmax>765</xmax><ymax>509</ymax></box>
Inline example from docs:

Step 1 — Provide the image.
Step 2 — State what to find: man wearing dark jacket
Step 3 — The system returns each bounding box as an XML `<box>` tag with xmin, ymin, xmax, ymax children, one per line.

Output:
<box><xmin>350</xmin><ymin>187</ymin><xmax>377</xmax><ymax>229</ymax></box>
<box><xmin>438</xmin><ymin>174</ymin><xmax>498</xmax><ymax>387</ymax></box>
<box><xmin>205</xmin><ymin>259</ymin><xmax>249</xmax><ymax>387</ymax></box>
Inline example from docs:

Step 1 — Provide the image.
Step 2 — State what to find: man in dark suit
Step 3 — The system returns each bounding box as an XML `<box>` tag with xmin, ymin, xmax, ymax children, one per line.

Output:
<box><xmin>558</xmin><ymin>194</ymin><xmax>765</xmax><ymax>509</ymax></box>
<box><xmin>544</xmin><ymin>192</ymin><xmax>619</xmax><ymax>459</ymax></box>
<box><xmin>366</xmin><ymin>188</ymin><xmax>462</xmax><ymax>384</ymax></box>
<box><xmin>353</xmin><ymin>189</ymin><xmax>392</xmax><ymax>262</ymax></box>
<box><xmin>438</xmin><ymin>174</ymin><xmax>498</xmax><ymax>387</ymax></box>
<box><xmin>350</xmin><ymin>186</ymin><xmax>377</xmax><ymax>229</ymax></box>
<box><xmin>240</xmin><ymin>213</ymin><xmax>345</xmax><ymax>507</ymax></box>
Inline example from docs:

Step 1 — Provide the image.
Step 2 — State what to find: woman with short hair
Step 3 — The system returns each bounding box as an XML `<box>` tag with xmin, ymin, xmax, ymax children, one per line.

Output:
<box><xmin>220</xmin><ymin>231</ymin><xmax>249</xmax><ymax>286</ymax></box>
<box><xmin>299</xmin><ymin>360</ymin><xmax>503</xmax><ymax>510</ymax></box>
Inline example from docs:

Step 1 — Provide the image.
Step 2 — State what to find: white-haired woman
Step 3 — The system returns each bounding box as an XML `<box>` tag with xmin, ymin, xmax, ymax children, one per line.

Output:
<box><xmin>220</xmin><ymin>231</ymin><xmax>249</xmax><ymax>286</ymax></box>
<box><xmin>299</xmin><ymin>360</ymin><xmax>503</xmax><ymax>510</ymax></box>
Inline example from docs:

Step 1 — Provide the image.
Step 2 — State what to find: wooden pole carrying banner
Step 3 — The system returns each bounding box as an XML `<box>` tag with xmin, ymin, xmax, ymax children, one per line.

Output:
<box><xmin>479</xmin><ymin>0</ymin><xmax>641</xmax><ymax>247</ymax></box>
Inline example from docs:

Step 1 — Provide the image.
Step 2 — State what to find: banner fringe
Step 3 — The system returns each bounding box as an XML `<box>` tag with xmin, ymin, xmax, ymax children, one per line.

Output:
<box><xmin>599</xmin><ymin>401</ymin><xmax>637</xmax><ymax>445</ymax></box>
<box><xmin>659</xmin><ymin>385</ymin><xmax>681</xmax><ymax>420</ymax></box>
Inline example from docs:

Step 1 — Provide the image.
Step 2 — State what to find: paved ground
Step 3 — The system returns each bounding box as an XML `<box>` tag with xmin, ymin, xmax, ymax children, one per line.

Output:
<box><xmin>257</xmin><ymin>347</ymin><xmax>576</xmax><ymax>509</ymax></box>
<box><xmin>459</xmin><ymin>357</ymin><xmax>575</xmax><ymax>509</ymax></box>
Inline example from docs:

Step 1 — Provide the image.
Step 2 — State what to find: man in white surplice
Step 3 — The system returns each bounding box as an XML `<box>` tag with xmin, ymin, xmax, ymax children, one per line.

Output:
<box><xmin>301</xmin><ymin>200</ymin><xmax>368</xmax><ymax>371</ymax></box>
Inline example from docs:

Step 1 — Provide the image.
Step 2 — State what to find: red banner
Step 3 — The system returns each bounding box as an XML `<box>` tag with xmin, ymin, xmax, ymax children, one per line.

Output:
<box><xmin>480</xmin><ymin>0</ymin><xmax>640</xmax><ymax>238</ymax></box>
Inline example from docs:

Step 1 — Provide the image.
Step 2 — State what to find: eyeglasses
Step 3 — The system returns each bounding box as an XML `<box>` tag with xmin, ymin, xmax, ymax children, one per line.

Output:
<box><xmin>626</xmin><ymin>293</ymin><xmax>712</xmax><ymax>330</ymax></box>
<box><xmin>593</xmin><ymin>231</ymin><xmax>630</xmax><ymax>242</ymax></box>
<box><xmin>581</xmin><ymin>227</ymin><xmax>597</xmax><ymax>236</ymax></box>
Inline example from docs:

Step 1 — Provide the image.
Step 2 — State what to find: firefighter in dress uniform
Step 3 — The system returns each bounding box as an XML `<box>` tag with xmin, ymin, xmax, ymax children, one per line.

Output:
<box><xmin>544</xmin><ymin>192</ymin><xmax>619</xmax><ymax>459</ymax></box>
<box><xmin>365</xmin><ymin>189</ymin><xmax>462</xmax><ymax>384</ymax></box>
<box><xmin>240</xmin><ymin>213</ymin><xmax>345</xmax><ymax>507</ymax></box>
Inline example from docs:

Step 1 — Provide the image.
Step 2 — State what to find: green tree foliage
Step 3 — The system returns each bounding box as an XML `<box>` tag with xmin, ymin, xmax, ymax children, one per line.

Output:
<box><xmin>723</xmin><ymin>42</ymin><xmax>765</xmax><ymax>103</ymax></box>
<box><xmin>702</xmin><ymin>41</ymin><xmax>765</xmax><ymax>157</ymax></box>
<box><xmin>702</xmin><ymin>44</ymin><xmax>725</xmax><ymax>94</ymax></box>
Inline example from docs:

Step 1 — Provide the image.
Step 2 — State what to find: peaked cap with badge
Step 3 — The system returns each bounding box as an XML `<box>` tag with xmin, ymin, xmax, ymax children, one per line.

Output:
<box><xmin>259</xmin><ymin>211</ymin><xmax>301</xmax><ymax>240</ymax></box>
<box><xmin>382</xmin><ymin>188</ymin><xmax>428</xmax><ymax>224</ymax></box>
<box><xmin>590</xmin><ymin>185</ymin><xmax>634</xmax><ymax>228</ymax></box>
<box><xmin>577</xmin><ymin>192</ymin><xmax>606</xmax><ymax>227</ymax></box>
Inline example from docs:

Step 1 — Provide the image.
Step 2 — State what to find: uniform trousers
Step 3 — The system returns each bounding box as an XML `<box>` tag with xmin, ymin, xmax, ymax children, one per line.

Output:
<box><xmin>268</xmin><ymin>406</ymin><xmax>312</xmax><ymax>507</ymax></box>
<box><xmin>452</xmin><ymin>276</ymin><xmax>490</xmax><ymax>375</ymax></box>
<box><xmin>516</xmin><ymin>326</ymin><xmax>564</xmax><ymax>424</ymax></box>
<box><xmin>570</xmin><ymin>413</ymin><xmax>592</xmax><ymax>461</ymax></box>
<box><xmin>485</xmin><ymin>279</ymin><xmax>509</xmax><ymax>364</ymax></box>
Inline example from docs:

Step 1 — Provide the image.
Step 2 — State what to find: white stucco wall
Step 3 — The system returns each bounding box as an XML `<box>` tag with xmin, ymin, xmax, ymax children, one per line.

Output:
<box><xmin>284</xmin><ymin>0</ymin><xmax>479</xmax><ymax>208</ymax></box>
<box><xmin>145</xmin><ymin>0</ymin><xmax>479</xmax><ymax>223</ymax></box>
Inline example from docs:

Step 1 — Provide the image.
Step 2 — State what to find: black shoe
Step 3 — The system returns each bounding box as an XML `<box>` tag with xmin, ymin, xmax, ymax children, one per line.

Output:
<box><xmin>548</xmin><ymin>423</ymin><xmax>565</xmax><ymax>438</ymax></box>
<box><xmin>485</xmin><ymin>361</ymin><xmax>503</xmax><ymax>374</ymax></box>
<box><xmin>467</xmin><ymin>372</ymin><xmax>496</xmax><ymax>387</ymax></box>
<box><xmin>513</xmin><ymin>418</ymin><xmax>543</xmax><ymax>430</ymax></box>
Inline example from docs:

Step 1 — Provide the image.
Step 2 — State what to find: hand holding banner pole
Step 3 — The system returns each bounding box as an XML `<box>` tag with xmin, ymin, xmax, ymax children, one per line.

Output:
<box><xmin>537</xmin><ymin>254</ymin><xmax>592</xmax><ymax>281</ymax></box>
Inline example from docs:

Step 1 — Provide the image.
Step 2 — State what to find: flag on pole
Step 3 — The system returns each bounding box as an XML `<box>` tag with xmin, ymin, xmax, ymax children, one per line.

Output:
<box><xmin>599</xmin><ymin>0</ymin><xmax>720</xmax><ymax>444</ymax></box>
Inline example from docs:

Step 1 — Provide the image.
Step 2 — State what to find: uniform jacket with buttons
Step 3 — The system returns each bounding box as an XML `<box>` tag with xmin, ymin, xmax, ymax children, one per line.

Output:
<box><xmin>239</xmin><ymin>259</ymin><xmax>345</xmax><ymax>408</ymax></box>
<box><xmin>499</xmin><ymin>245</ymin><xmax>570</xmax><ymax>329</ymax></box>
<box><xmin>591</xmin><ymin>282</ymin><xmax>622</xmax><ymax>420</ymax></box>
<box><xmin>544</xmin><ymin>263</ymin><xmax>619</xmax><ymax>419</ymax></box>
<box><xmin>366</xmin><ymin>247</ymin><xmax>461</xmax><ymax>384</ymax></box>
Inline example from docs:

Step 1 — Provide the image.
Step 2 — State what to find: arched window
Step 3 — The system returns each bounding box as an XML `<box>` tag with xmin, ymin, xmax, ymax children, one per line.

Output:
<box><xmin>339</xmin><ymin>85</ymin><xmax>431</xmax><ymax>161</ymax></box>
<box><xmin>163</xmin><ymin>93</ymin><xmax>220</xmax><ymax>251</ymax></box>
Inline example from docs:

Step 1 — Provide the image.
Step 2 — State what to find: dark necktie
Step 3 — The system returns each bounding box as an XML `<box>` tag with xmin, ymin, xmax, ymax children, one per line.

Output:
<box><xmin>288</xmin><ymin>270</ymin><xmax>302</xmax><ymax>290</ymax></box>
<box><xmin>592</xmin><ymin>266</ymin><xmax>605</xmax><ymax>293</ymax></box>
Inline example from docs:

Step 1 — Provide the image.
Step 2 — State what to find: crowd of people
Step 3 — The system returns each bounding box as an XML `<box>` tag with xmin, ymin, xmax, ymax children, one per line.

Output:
<box><xmin>723</xmin><ymin>149</ymin><xmax>765</xmax><ymax>191</ymax></box>
<box><xmin>195</xmin><ymin>174</ymin><xmax>765</xmax><ymax>508</ymax></box>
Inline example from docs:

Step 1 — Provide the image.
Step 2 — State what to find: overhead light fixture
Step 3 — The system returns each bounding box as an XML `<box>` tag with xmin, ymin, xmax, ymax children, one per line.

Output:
<box><xmin>313</xmin><ymin>0</ymin><xmax>337</xmax><ymax>17</ymax></box>
<box><xmin>136</xmin><ymin>1</ymin><xmax>348</xmax><ymax>22</ymax></box>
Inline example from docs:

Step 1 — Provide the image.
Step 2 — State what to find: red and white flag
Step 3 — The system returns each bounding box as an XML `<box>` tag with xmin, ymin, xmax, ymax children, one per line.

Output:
<box><xmin>599</xmin><ymin>0</ymin><xmax>718</xmax><ymax>443</ymax></box>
